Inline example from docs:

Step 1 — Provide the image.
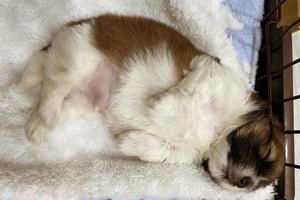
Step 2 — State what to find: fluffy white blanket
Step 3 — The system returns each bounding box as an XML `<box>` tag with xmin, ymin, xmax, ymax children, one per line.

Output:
<box><xmin>0</xmin><ymin>0</ymin><xmax>273</xmax><ymax>199</ymax></box>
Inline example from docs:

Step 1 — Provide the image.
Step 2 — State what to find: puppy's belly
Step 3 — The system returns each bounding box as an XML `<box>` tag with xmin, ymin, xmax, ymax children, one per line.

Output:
<box><xmin>64</xmin><ymin>61</ymin><xmax>117</xmax><ymax>112</ymax></box>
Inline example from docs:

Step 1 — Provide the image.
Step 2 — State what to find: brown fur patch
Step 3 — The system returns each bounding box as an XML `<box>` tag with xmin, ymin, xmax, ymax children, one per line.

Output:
<box><xmin>89</xmin><ymin>15</ymin><xmax>202</xmax><ymax>79</ymax></box>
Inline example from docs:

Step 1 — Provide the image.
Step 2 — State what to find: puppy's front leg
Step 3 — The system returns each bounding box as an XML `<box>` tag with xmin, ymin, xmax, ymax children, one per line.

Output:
<box><xmin>118</xmin><ymin>131</ymin><xmax>170</xmax><ymax>163</ymax></box>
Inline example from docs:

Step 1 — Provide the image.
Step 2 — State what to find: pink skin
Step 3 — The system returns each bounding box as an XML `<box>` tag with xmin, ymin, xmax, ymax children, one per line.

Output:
<box><xmin>84</xmin><ymin>62</ymin><xmax>117</xmax><ymax>111</ymax></box>
<box><xmin>64</xmin><ymin>62</ymin><xmax>118</xmax><ymax>112</ymax></box>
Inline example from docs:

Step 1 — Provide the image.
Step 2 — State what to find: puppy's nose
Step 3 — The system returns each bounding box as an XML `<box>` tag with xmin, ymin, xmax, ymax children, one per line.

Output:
<box><xmin>229</xmin><ymin>176</ymin><xmax>252</xmax><ymax>188</ymax></box>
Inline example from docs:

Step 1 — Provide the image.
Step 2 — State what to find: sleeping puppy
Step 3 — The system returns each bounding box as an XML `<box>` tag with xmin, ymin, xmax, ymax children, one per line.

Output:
<box><xmin>20</xmin><ymin>15</ymin><xmax>284</xmax><ymax>192</ymax></box>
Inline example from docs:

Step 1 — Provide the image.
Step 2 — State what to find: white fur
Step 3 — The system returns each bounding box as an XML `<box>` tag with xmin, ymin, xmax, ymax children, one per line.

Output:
<box><xmin>22</xmin><ymin>19</ymin><xmax>254</xmax><ymax>166</ymax></box>
<box><xmin>110</xmin><ymin>52</ymin><xmax>254</xmax><ymax>164</ymax></box>
<box><xmin>22</xmin><ymin>23</ymin><xmax>106</xmax><ymax>143</ymax></box>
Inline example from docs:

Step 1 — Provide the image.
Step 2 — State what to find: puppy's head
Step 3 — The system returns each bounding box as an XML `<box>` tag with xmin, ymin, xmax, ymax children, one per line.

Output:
<box><xmin>203</xmin><ymin>96</ymin><xmax>285</xmax><ymax>191</ymax></box>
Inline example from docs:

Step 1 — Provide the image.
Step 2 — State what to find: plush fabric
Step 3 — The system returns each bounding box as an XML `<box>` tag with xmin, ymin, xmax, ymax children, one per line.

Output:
<box><xmin>225</xmin><ymin>0</ymin><xmax>265</xmax><ymax>86</ymax></box>
<box><xmin>0</xmin><ymin>0</ymin><xmax>270</xmax><ymax>199</ymax></box>
<box><xmin>0</xmin><ymin>155</ymin><xmax>275</xmax><ymax>200</ymax></box>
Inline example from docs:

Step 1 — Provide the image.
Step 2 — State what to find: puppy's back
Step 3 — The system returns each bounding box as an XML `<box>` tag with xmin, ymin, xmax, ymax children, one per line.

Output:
<box><xmin>90</xmin><ymin>15</ymin><xmax>201</xmax><ymax>74</ymax></box>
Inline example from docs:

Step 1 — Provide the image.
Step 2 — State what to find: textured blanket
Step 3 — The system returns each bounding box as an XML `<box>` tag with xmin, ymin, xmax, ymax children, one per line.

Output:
<box><xmin>0</xmin><ymin>0</ymin><xmax>271</xmax><ymax>199</ymax></box>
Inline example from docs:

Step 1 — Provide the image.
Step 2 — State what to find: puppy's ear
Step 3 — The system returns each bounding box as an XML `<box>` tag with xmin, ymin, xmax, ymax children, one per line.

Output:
<box><xmin>231</xmin><ymin>95</ymin><xmax>284</xmax><ymax>150</ymax></box>
<box><xmin>242</xmin><ymin>92</ymin><xmax>270</xmax><ymax>122</ymax></box>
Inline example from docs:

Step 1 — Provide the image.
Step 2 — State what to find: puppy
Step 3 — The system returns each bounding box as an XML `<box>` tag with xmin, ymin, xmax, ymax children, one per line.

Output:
<box><xmin>21</xmin><ymin>15</ymin><xmax>284</xmax><ymax>192</ymax></box>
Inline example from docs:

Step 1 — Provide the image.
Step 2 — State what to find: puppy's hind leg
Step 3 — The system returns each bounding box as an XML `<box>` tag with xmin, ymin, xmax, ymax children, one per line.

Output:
<box><xmin>25</xmin><ymin>23</ymin><xmax>101</xmax><ymax>143</ymax></box>
<box><xmin>25</xmin><ymin>58</ymin><xmax>76</xmax><ymax>143</ymax></box>
<box><xmin>19</xmin><ymin>51</ymin><xmax>45</xmax><ymax>89</ymax></box>
<box><xmin>25</xmin><ymin>79</ymin><xmax>74</xmax><ymax>143</ymax></box>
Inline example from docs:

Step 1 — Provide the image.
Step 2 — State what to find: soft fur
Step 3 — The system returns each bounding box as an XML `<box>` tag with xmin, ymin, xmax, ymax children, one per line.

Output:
<box><xmin>20</xmin><ymin>15</ymin><xmax>285</xmax><ymax>192</ymax></box>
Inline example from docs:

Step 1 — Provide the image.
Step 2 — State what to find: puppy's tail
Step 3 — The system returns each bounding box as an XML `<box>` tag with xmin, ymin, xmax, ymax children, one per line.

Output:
<box><xmin>19</xmin><ymin>51</ymin><xmax>45</xmax><ymax>89</ymax></box>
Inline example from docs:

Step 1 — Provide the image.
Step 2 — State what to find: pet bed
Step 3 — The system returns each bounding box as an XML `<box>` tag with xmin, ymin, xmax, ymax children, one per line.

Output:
<box><xmin>0</xmin><ymin>0</ymin><xmax>272</xmax><ymax>199</ymax></box>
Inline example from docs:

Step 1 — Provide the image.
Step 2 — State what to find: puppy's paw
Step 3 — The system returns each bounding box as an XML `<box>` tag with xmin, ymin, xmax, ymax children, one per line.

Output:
<box><xmin>25</xmin><ymin>112</ymin><xmax>52</xmax><ymax>144</ymax></box>
<box><xmin>118</xmin><ymin>131</ymin><xmax>169</xmax><ymax>163</ymax></box>
<box><xmin>39</xmin><ymin>101</ymin><xmax>61</xmax><ymax>125</ymax></box>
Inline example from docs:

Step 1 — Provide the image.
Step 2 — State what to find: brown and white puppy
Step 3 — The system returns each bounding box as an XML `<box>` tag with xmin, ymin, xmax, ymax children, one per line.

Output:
<box><xmin>20</xmin><ymin>15</ymin><xmax>285</xmax><ymax>192</ymax></box>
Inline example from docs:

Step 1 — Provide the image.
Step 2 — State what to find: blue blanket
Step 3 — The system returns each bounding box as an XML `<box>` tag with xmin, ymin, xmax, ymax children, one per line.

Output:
<box><xmin>224</xmin><ymin>0</ymin><xmax>264</xmax><ymax>83</ymax></box>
